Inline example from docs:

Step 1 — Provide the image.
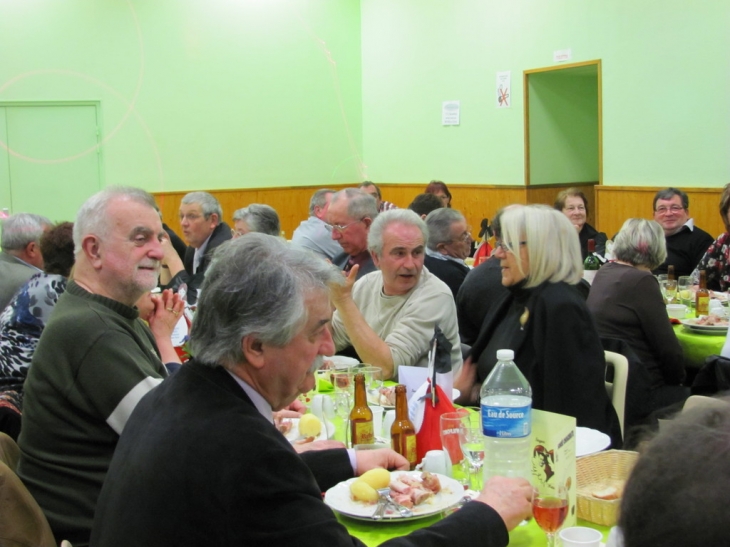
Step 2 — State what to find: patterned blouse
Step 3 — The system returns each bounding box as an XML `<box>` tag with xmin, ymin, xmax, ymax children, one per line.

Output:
<box><xmin>691</xmin><ymin>232</ymin><xmax>730</xmax><ymax>292</ymax></box>
<box><xmin>0</xmin><ymin>273</ymin><xmax>68</xmax><ymax>408</ymax></box>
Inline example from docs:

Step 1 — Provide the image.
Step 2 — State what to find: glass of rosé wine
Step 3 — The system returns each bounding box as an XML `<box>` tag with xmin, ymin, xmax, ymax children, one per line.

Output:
<box><xmin>532</xmin><ymin>483</ymin><xmax>569</xmax><ymax>547</ymax></box>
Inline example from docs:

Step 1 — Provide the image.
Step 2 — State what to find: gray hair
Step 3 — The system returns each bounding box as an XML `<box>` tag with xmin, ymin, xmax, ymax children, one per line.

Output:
<box><xmin>613</xmin><ymin>218</ymin><xmax>667</xmax><ymax>270</ymax></box>
<box><xmin>73</xmin><ymin>186</ymin><xmax>157</xmax><ymax>254</ymax></box>
<box><xmin>330</xmin><ymin>188</ymin><xmax>379</xmax><ymax>221</ymax></box>
<box><xmin>190</xmin><ymin>233</ymin><xmax>343</xmax><ymax>367</ymax></box>
<box><xmin>181</xmin><ymin>191</ymin><xmax>222</xmax><ymax>222</ymax></box>
<box><xmin>499</xmin><ymin>204</ymin><xmax>583</xmax><ymax>288</ymax></box>
<box><xmin>358</xmin><ymin>181</ymin><xmax>381</xmax><ymax>200</ymax></box>
<box><xmin>308</xmin><ymin>189</ymin><xmax>334</xmax><ymax>216</ymax></box>
<box><xmin>1</xmin><ymin>213</ymin><xmax>53</xmax><ymax>252</ymax></box>
<box><xmin>425</xmin><ymin>208</ymin><xmax>466</xmax><ymax>251</ymax></box>
<box><xmin>368</xmin><ymin>209</ymin><xmax>429</xmax><ymax>257</ymax></box>
<box><xmin>232</xmin><ymin>204</ymin><xmax>280</xmax><ymax>236</ymax></box>
<box><xmin>653</xmin><ymin>187</ymin><xmax>689</xmax><ymax>211</ymax></box>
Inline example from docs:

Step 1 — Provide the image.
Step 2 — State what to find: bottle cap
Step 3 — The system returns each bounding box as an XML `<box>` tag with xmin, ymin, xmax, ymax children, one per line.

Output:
<box><xmin>496</xmin><ymin>349</ymin><xmax>514</xmax><ymax>361</ymax></box>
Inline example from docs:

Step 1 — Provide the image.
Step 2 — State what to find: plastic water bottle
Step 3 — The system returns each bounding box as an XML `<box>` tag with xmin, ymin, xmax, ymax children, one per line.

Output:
<box><xmin>480</xmin><ymin>349</ymin><xmax>532</xmax><ymax>481</ymax></box>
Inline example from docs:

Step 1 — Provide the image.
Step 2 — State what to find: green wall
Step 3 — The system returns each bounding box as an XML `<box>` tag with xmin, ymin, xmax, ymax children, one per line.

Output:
<box><xmin>528</xmin><ymin>68</ymin><xmax>599</xmax><ymax>186</ymax></box>
<box><xmin>0</xmin><ymin>0</ymin><xmax>363</xmax><ymax>217</ymax></box>
<box><xmin>361</xmin><ymin>0</ymin><xmax>729</xmax><ymax>187</ymax></box>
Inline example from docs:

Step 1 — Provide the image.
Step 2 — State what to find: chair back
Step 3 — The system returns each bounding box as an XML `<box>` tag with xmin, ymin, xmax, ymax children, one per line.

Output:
<box><xmin>604</xmin><ymin>350</ymin><xmax>629</xmax><ymax>438</ymax></box>
<box><xmin>0</xmin><ymin>432</ymin><xmax>20</xmax><ymax>471</ymax></box>
<box><xmin>0</xmin><ymin>459</ymin><xmax>56</xmax><ymax>547</ymax></box>
<box><xmin>683</xmin><ymin>394</ymin><xmax>729</xmax><ymax>413</ymax></box>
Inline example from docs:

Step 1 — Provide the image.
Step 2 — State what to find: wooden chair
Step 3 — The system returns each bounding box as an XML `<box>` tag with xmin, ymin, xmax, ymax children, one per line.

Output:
<box><xmin>0</xmin><ymin>459</ymin><xmax>56</xmax><ymax>547</ymax></box>
<box><xmin>0</xmin><ymin>431</ymin><xmax>20</xmax><ymax>471</ymax></box>
<box><xmin>604</xmin><ymin>350</ymin><xmax>629</xmax><ymax>439</ymax></box>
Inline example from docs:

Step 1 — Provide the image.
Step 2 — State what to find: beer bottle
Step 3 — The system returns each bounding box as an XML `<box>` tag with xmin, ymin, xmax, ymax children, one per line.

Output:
<box><xmin>350</xmin><ymin>373</ymin><xmax>374</xmax><ymax>446</ymax></box>
<box><xmin>391</xmin><ymin>384</ymin><xmax>417</xmax><ymax>470</ymax></box>
<box><xmin>667</xmin><ymin>264</ymin><xmax>675</xmax><ymax>281</ymax></box>
<box><xmin>696</xmin><ymin>270</ymin><xmax>710</xmax><ymax>317</ymax></box>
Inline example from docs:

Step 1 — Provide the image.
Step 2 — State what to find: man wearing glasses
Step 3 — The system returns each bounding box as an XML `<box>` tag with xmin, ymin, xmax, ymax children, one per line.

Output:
<box><xmin>651</xmin><ymin>188</ymin><xmax>712</xmax><ymax>277</ymax></box>
<box><xmin>161</xmin><ymin>191</ymin><xmax>231</xmax><ymax>303</ymax></box>
<box><xmin>423</xmin><ymin>208</ymin><xmax>473</xmax><ymax>297</ymax></box>
<box><xmin>326</xmin><ymin>188</ymin><xmax>379</xmax><ymax>280</ymax></box>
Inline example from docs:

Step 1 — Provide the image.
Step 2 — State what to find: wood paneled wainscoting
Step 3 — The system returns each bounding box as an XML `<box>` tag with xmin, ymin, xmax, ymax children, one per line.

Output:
<box><xmin>153</xmin><ymin>183</ymin><xmax>724</xmax><ymax>246</ymax></box>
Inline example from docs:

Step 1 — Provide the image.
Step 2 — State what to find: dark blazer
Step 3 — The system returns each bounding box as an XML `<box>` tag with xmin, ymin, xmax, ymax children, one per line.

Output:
<box><xmin>0</xmin><ymin>252</ymin><xmax>36</xmax><ymax>311</ymax></box>
<box><xmin>332</xmin><ymin>251</ymin><xmax>377</xmax><ymax>280</ymax></box>
<box><xmin>91</xmin><ymin>361</ymin><xmax>509</xmax><ymax>547</ymax></box>
<box><xmin>424</xmin><ymin>255</ymin><xmax>470</xmax><ymax>297</ymax></box>
<box><xmin>165</xmin><ymin>222</ymin><xmax>232</xmax><ymax>303</ymax></box>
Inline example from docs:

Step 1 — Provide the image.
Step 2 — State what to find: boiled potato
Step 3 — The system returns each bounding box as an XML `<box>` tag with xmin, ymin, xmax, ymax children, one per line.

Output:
<box><xmin>350</xmin><ymin>479</ymin><xmax>379</xmax><ymax>503</ymax></box>
<box><xmin>359</xmin><ymin>468</ymin><xmax>390</xmax><ymax>490</ymax></box>
<box><xmin>298</xmin><ymin>414</ymin><xmax>322</xmax><ymax>437</ymax></box>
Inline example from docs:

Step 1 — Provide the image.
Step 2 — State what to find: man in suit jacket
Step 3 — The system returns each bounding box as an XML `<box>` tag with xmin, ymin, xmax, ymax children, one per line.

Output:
<box><xmin>161</xmin><ymin>191</ymin><xmax>231</xmax><ymax>304</ymax></box>
<box><xmin>0</xmin><ymin>213</ymin><xmax>51</xmax><ymax>310</ymax></box>
<box><xmin>423</xmin><ymin>208</ymin><xmax>473</xmax><ymax>297</ymax></box>
<box><xmin>91</xmin><ymin>233</ymin><xmax>531</xmax><ymax>547</ymax></box>
<box><xmin>328</xmin><ymin>188</ymin><xmax>378</xmax><ymax>280</ymax></box>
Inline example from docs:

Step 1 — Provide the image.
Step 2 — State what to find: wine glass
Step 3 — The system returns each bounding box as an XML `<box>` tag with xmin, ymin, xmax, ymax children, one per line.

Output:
<box><xmin>458</xmin><ymin>414</ymin><xmax>484</xmax><ymax>490</ymax></box>
<box><xmin>532</xmin><ymin>483</ymin><xmax>569</xmax><ymax>547</ymax></box>
<box><xmin>664</xmin><ymin>278</ymin><xmax>678</xmax><ymax>304</ymax></box>
<box><xmin>332</xmin><ymin>371</ymin><xmax>354</xmax><ymax>444</ymax></box>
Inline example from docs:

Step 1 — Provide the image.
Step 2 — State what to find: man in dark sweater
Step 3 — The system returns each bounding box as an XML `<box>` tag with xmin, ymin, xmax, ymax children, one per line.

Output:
<box><xmin>651</xmin><ymin>187</ymin><xmax>713</xmax><ymax>277</ymax></box>
<box><xmin>424</xmin><ymin>208</ymin><xmax>472</xmax><ymax>297</ymax></box>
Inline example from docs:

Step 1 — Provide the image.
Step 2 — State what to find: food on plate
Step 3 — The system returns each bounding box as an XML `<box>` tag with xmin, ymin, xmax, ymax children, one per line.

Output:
<box><xmin>298</xmin><ymin>414</ymin><xmax>322</xmax><ymax>437</ymax></box>
<box><xmin>591</xmin><ymin>485</ymin><xmax>621</xmax><ymax>500</ymax></box>
<box><xmin>694</xmin><ymin>314</ymin><xmax>729</xmax><ymax>326</ymax></box>
<box><xmin>359</xmin><ymin>468</ymin><xmax>391</xmax><ymax>490</ymax></box>
<box><xmin>350</xmin><ymin>479</ymin><xmax>379</xmax><ymax>503</ymax></box>
<box><xmin>389</xmin><ymin>471</ymin><xmax>442</xmax><ymax>508</ymax></box>
<box><xmin>378</xmin><ymin>386</ymin><xmax>397</xmax><ymax>406</ymax></box>
<box><xmin>275</xmin><ymin>419</ymin><xmax>294</xmax><ymax>436</ymax></box>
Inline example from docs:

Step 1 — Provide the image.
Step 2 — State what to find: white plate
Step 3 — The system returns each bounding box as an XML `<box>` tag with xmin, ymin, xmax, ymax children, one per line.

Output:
<box><xmin>283</xmin><ymin>418</ymin><xmax>335</xmax><ymax>443</ymax></box>
<box><xmin>324</xmin><ymin>356</ymin><xmax>360</xmax><ymax>368</ymax></box>
<box><xmin>324</xmin><ymin>471</ymin><xmax>464</xmax><ymax>521</ymax></box>
<box><xmin>680</xmin><ymin>319</ymin><xmax>729</xmax><ymax>334</ymax></box>
<box><xmin>576</xmin><ymin>427</ymin><xmax>611</xmax><ymax>457</ymax></box>
<box><xmin>371</xmin><ymin>388</ymin><xmax>461</xmax><ymax>409</ymax></box>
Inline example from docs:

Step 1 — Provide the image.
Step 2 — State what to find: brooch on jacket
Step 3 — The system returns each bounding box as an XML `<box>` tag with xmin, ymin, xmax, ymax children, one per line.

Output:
<box><xmin>519</xmin><ymin>307</ymin><xmax>529</xmax><ymax>330</ymax></box>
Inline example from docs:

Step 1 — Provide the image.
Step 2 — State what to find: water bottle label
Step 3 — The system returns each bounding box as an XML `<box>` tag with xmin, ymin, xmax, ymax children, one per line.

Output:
<box><xmin>481</xmin><ymin>404</ymin><xmax>531</xmax><ymax>438</ymax></box>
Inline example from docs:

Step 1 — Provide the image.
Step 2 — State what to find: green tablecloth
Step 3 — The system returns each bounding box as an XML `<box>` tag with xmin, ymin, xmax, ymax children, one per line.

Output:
<box><xmin>673</xmin><ymin>323</ymin><xmax>725</xmax><ymax>368</ymax></box>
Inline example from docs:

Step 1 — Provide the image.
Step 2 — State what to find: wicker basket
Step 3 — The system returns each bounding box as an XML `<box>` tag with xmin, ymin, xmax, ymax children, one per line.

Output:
<box><xmin>576</xmin><ymin>449</ymin><xmax>638</xmax><ymax>526</ymax></box>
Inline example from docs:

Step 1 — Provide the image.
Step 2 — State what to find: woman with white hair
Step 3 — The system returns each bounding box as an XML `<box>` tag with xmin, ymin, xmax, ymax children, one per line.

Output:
<box><xmin>587</xmin><ymin>218</ymin><xmax>688</xmax><ymax>414</ymax></box>
<box><xmin>455</xmin><ymin>205</ymin><xmax>619</xmax><ymax>442</ymax></box>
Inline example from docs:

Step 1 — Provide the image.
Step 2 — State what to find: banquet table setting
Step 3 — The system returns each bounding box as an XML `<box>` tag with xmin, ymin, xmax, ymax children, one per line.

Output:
<box><xmin>302</xmin><ymin>368</ymin><xmax>613</xmax><ymax>546</ymax></box>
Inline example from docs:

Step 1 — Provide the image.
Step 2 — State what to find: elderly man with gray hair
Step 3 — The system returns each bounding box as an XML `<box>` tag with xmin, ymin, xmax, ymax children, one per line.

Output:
<box><xmin>292</xmin><ymin>188</ymin><xmax>343</xmax><ymax>260</ymax></box>
<box><xmin>232</xmin><ymin>204</ymin><xmax>280</xmax><ymax>237</ymax></box>
<box><xmin>91</xmin><ymin>233</ymin><xmax>531</xmax><ymax>546</ymax></box>
<box><xmin>18</xmin><ymin>187</ymin><xmax>183</xmax><ymax>546</ymax></box>
<box><xmin>161</xmin><ymin>191</ymin><xmax>231</xmax><ymax>303</ymax></box>
<box><xmin>0</xmin><ymin>212</ymin><xmax>52</xmax><ymax>310</ymax></box>
<box><xmin>330</xmin><ymin>209</ymin><xmax>462</xmax><ymax>380</ymax></box>
<box><xmin>327</xmin><ymin>188</ymin><xmax>379</xmax><ymax>280</ymax></box>
<box><xmin>424</xmin><ymin>208</ymin><xmax>473</xmax><ymax>297</ymax></box>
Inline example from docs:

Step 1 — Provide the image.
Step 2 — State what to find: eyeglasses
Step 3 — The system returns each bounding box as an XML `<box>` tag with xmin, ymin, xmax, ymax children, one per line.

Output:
<box><xmin>179</xmin><ymin>213</ymin><xmax>204</xmax><ymax>222</ymax></box>
<box><xmin>655</xmin><ymin>205</ymin><xmax>685</xmax><ymax>215</ymax></box>
<box><xmin>453</xmin><ymin>227</ymin><xmax>473</xmax><ymax>242</ymax></box>
<box><xmin>324</xmin><ymin>218</ymin><xmax>364</xmax><ymax>234</ymax></box>
<box><xmin>495</xmin><ymin>240</ymin><xmax>527</xmax><ymax>252</ymax></box>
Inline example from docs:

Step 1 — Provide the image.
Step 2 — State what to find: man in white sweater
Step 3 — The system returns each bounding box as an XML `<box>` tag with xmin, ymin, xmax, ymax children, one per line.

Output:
<box><xmin>330</xmin><ymin>209</ymin><xmax>462</xmax><ymax>380</ymax></box>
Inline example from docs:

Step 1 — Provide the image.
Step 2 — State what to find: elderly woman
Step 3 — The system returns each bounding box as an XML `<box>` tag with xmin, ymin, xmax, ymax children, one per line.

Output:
<box><xmin>691</xmin><ymin>182</ymin><xmax>730</xmax><ymax>291</ymax></box>
<box><xmin>587</xmin><ymin>219</ymin><xmax>687</xmax><ymax>413</ymax></box>
<box><xmin>232</xmin><ymin>204</ymin><xmax>281</xmax><ymax>237</ymax></box>
<box><xmin>554</xmin><ymin>188</ymin><xmax>607</xmax><ymax>260</ymax></box>
<box><xmin>455</xmin><ymin>205</ymin><xmax>619</xmax><ymax>441</ymax></box>
<box><xmin>425</xmin><ymin>180</ymin><xmax>452</xmax><ymax>208</ymax></box>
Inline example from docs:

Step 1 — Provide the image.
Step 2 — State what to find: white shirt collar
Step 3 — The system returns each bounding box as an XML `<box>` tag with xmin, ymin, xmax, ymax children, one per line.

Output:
<box><xmin>226</xmin><ymin>370</ymin><xmax>274</xmax><ymax>424</ymax></box>
<box><xmin>425</xmin><ymin>247</ymin><xmax>466</xmax><ymax>265</ymax></box>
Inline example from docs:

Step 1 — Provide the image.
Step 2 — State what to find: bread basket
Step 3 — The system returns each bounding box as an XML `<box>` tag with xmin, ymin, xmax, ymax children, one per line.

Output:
<box><xmin>576</xmin><ymin>449</ymin><xmax>638</xmax><ymax>526</ymax></box>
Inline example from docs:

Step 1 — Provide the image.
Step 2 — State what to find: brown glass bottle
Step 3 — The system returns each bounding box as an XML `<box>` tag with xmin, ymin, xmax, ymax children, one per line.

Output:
<box><xmin>667</xmin><ymin>264</ymin><xmax>675</xmax><ymax>281</ymax></box>
<box><xmin>391</xmin><ymin>384</ymin><xmax>417</xmax><ymax>470</ymax></box>
<box><xmin>349</xmin><ymin>373</ymin><xmax>374</xmax><ymax>447</ymax></box>
<box><xmin>696</xmin><ymin>270</ymin><xmax>710</xmax><ymax>317</ymax></box>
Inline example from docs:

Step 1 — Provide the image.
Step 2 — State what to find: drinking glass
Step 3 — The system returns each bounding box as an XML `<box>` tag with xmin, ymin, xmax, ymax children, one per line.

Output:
<box><xmin>440</xmin><ymin>409</ymin><xmax>471</xmax><ymax>487</ymax></box>
<box><xmin>331</xmin><ymin>371</ymin><xmax>354</xmax><ymax>444</ymax></box>
<box><xmin>664</xmin><ymin>278</ymin><xmax>677</xmax><ymax>304</ymax></box>
<box><xmin>458</xmin><ymin>413</ymin><xmax>484</xmax><ymax>490</ymax></box>
<box><xmin>532</xmin><ymin>483</ymin><xmax>569</xmax><ymax>547</ymax></box>
<box><xmin>678</xmin><ymin>275</ymin><xmax>693</xmax><ymax>307</ymax></box>
<box><xmin>356</xmin><ymin>365</ymin><xmax>383</xmax><ymax>405</ymax></box>
<box><xmin>656</xmin><ymin>274</ymin><xmax>668</xmax><ymax>300</ymax></box>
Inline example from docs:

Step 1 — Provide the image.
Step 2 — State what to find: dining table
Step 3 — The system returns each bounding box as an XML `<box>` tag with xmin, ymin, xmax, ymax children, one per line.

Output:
<box><xmin>312</xmin><ymin>376</ymin><xmax>613</xmax><ymax>546</ymax></box>
<box><xmin>673</xmin><ymin>323</ymin><xmax>725</xmax><ymax>369</ymax></box>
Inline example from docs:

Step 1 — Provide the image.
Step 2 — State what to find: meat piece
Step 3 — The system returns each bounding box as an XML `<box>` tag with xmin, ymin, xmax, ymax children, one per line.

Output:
<box><xmin>389</xmin><ymin>478</ymin><xmax>411</xmax><ymax>494</ymax></box>
<box><xmin>420</xmin><ymin>471</ymin><xmax>441</xmax><ymax>493</ymax></box>
<box><xmin>410</xmin><ymin>487</ymin><xmax>434</xmax><ymax>506</ymax></box>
